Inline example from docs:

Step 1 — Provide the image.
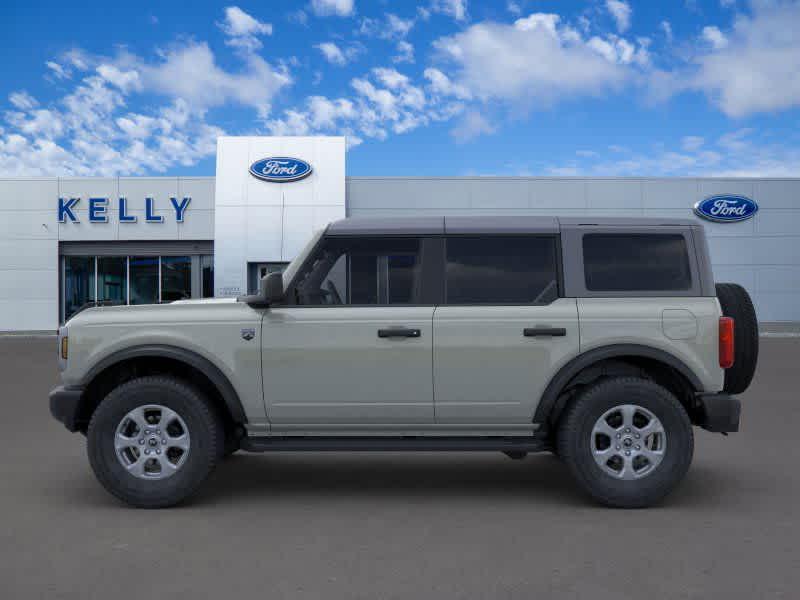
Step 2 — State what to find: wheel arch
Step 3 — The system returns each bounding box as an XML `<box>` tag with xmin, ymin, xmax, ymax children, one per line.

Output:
<box><xmin>78</xmin><ymin>345</ymin><xmax>246</xmax><ymax>432</ymax></box>
<box><xmin>533</xmin><ymin>344</ymin><xmax>703</xmax><ymax>428</ymax></box>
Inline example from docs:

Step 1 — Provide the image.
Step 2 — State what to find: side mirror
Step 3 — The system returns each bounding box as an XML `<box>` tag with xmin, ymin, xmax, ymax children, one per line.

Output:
<box><xmin>239</xmin><ymin>271</ymin><xmax>284</xmax><ymax>308</ymax></box>
<box><xmin>263</xmin><ymin>271</ymin><xmax>284</xmax><ymax>304</ymax></box>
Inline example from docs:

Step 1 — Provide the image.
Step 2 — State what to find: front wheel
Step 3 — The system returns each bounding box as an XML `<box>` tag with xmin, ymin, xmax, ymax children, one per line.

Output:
<box><xmin>557</xmin><ymin>377</ymin><xmax>693</xmax><ymax>508</ymax></box>
<box><xmin>87</xmin><ymin>376</ymin><xmax>222</xmax><ymax>508</ymax></box>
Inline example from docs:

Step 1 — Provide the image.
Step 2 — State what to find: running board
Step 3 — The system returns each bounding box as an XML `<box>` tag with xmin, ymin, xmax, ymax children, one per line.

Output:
<box><xmin>240</xmin><ymin>436</ymin><xmax>550</xmax><ymax>453</ymax></box>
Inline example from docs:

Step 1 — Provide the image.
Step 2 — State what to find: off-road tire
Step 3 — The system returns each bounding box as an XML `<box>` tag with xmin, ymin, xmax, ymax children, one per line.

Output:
<box><xmin>87</xmin><ymin>376</ymin><xmax>222</xmax><ymax>508</ymax></box>
<box><xmin>557</xmin><ymin>377</ymin><xmax>694</xmax><ymax>508</ymax></box>
<box><xmin>716</xmin><ymin>282</ymin><xmax>759</xmax><ymax>394</ymax></box>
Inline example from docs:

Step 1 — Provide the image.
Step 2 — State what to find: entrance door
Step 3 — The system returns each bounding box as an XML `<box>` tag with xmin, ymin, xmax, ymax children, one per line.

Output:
<box><xmin>262</xmin><ymin>236</ymin><xmax>435</xmax><ymax>426</ymax></box>
<box><xmin>433</xmin><ymin>236</ymin><xmax>580</xmax><ymax>424</ymax></box>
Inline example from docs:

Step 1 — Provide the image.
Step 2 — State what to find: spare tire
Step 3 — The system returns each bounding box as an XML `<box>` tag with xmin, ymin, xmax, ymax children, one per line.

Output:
<box><xmin>716</xmin><ymin>283</ymin><xmax>759</xmax><ymax>394</ymax></box>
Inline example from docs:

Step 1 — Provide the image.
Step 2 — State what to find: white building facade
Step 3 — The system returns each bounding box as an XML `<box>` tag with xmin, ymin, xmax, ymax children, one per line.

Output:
<box><xmin>0</xmin><ymin>135</ymin><xmax>798</xmax><ymax>332</ymax></box>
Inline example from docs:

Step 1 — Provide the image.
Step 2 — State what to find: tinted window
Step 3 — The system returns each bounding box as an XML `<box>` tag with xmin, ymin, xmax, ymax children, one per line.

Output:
<box><xmin>445</xmin><ymin>236</ymin><xmax>558</xmax><ymax>304</ymax></box>
<box><xmin>583</xmin><ymin>234</ymin><xmax>692</xmax><ymax>292</ymax></box>
<box><xmin>293</xmin><ymin>237</ymin><xmax>421</xmax><ymax>305</ymax></box>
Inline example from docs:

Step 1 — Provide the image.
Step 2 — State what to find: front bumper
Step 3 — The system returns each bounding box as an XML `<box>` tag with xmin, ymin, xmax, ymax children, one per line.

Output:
<box><xmin>696</xmin><ymin>392</ymin><xmax>741</xmax><ymax>433</ymax></box>
<box><xmin>49</xmin><ymin>385</ymin><xmax>85</xmax><ymax>432</ymax></box>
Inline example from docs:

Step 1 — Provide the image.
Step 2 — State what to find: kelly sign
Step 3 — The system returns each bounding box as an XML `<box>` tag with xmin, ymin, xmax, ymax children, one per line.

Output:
<box><xmin>58</xmin><ymin>197</ymin><xmax>191</xmax><ymax>223</ymax></box>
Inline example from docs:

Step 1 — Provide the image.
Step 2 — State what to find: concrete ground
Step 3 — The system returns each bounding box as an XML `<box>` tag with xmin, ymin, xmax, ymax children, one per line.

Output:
<box><xmin>2</xmin><ymin>337</ymin><xmax>798</xmax><ymax>600</ymax></box>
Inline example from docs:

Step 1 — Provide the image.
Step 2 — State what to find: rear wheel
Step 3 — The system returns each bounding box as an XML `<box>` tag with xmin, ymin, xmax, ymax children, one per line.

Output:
<box><xmin>557</xmin><ymin>377</ymin><xmax>693</xmax><ymax>508</ymax></box>
<box><xmin>87</xmin><ymin>376</ymin><xmax>222</xmax><ymax>508</ymax></box>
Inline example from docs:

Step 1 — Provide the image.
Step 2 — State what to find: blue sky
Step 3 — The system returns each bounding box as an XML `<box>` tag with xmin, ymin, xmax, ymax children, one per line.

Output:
<box><xmin>1</xmin><ymin>0</ymin><xmax>799</xmax><ymax>177</ymax></box>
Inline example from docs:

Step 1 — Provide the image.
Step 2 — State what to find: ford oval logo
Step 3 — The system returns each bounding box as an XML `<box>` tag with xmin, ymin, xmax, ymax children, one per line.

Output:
<box><xmin>249</xmin><ymin>157</ymin><xmax>312</xmax><ymax>183</ymax></box>
<box><xmin>694</xmin><ymin>195</ymin><xmax>758</xmax><ymax>223</ymax></box>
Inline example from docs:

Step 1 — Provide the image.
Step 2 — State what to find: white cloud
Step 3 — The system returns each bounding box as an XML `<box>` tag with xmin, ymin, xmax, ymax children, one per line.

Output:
<box><xmin>546</xmin><ymin>128</ymin><xmax>800</xmax><ymax>177</ymax></box>
<box><xmin>393</xmin><ymin>41</ymin><xmax>415</xmax><ymax>63</ymax></box>
<box><xmin>266</xmin><ymin>66</ymin><xmax>463</xmax><ymax>145</ymax></box>
<box><xmin>0</xmin><ymin>37</ymin><xmax>288</xmax><ymax>175</ymax></box>
<box><xmin>682</xmin><ymin>135</ymin><xmax>705</xmax><ymax>152</ymax></box>
<box><xmin>218</xmin><ymin>6</ymin><xmax>272</xmax><ymax>51</ymax></box>
<box><xmin>451</xmin><ymin>110</ymin><xmax>496</xmax><ymax>142</ymax></box>
<box><xmin>691</xmin><ymin>2</ymin><xmax>800</xmax><ymax>116</ymax></box>
<box><xmin>660</xmin><ymin>20</ymin><xmax>673</xmax><ymax>42</ymax></box>
<box><xmin>9</xmin><ymin>91</ymin><xmax>38</xmax><ymax>111</ymax></box>
<box><xmin>606</xmin><ymin>0</ymin><xmax>632</xmax><ymax>33</ymax></box>
<box><xmin>423</xmin><ymin>67</ymin><xmax>472</xmax><ymax>100</ymax></box>
<box><xmin>386</xmin><ymin>14</ymin><xmax>414</xmax><ymax>38</ymax></box>
<box><xmin>314</xmin><ymin>42</ymin><xmax>362</xmax><ymax>66</ymax></box>
<box><xmin>430</xmin><ymin>0</ymin><xmax>468</xmax><ymax>21</ymax></box>
<box><xmin>310</xmin><ymin>0</ymin><xmax>354</xmax><ymax>17</ymax></box>
<box><xmin>507</xmin><ymin>1</ymin><xmax>522</xmax><ymax>16</ymax></box>
<box><xmin>432</xmin><ymin>13</ymin><xmax>638</xmax><ymax>107</ymax></box>
<box><xmin>701</xmin><ymin>25</ymin><xmax>728</xmax><ymax>49</ymax></box>
<box><xmin>45</xmin><ymin>61</ymin><xmax>71</xmax><ymax>80</ymax></box>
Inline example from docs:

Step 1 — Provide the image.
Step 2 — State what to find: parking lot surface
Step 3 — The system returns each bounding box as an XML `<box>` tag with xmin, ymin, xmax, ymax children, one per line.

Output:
<box><xmin>2</xmin><ymin>336</ymin><xmax>799</xmax><ymax>599</ymax></box>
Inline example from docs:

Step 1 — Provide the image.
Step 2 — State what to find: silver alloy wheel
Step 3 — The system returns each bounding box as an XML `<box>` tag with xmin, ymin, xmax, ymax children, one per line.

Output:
<box><xmin>114</xmin><ymin>405</ymin><xmax>191</xmax><ymax>480</ymax></box>
<box><xmin>590</xmin><ymin>404</ymin><xmax>666</xmax><ymax>480</ymax></box>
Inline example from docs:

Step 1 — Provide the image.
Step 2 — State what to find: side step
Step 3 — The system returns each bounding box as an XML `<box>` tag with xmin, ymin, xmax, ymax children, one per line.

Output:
<box><xmin>240</xmin><ymin>436</ymin><xmax>550</xmax><ymax>453</ymax></box>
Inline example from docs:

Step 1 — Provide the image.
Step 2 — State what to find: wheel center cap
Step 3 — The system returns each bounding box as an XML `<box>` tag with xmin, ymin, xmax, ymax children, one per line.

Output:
<box><xmin>148</xmin><ymin>438</ymin><xmax>158</xmax><ymax>447</ymax></box>
<box><xmin>623</xmin><ymin>438</ymin><xmax>633</xmax><ymax>448</ymax></box>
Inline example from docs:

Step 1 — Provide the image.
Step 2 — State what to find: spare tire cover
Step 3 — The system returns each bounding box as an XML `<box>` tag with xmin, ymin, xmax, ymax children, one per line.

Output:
<box><xmin>716</xmin><ymin>283</ymin><xmax>759</xmax><ymax>394</ymax></box>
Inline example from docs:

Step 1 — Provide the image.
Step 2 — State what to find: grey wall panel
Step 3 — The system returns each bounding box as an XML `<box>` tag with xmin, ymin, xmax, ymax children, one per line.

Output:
<box><xmin>584</xmin><ymin>179</ymin><xmax>643</xmax><ymax>209</ymax></box>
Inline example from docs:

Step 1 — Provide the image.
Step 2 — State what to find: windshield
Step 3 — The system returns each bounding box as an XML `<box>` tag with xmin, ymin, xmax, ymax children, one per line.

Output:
<box><xmin>281</xmin><ymin>229</ymin><xmax>324</xmax><ymax>289</ymax></box>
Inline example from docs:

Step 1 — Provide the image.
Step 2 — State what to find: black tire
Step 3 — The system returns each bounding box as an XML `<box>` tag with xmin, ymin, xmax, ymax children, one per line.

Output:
<box><xmin>557</xmin><ymin>377</ymin><xmax>694</xmax><ymax>508</ymax></box>
<box><xmin>87</xmin><ymin>376</ymin><xmax>222</xmax><ymax>508</ymax></box>
<box><xmin>716</xmin><ymin>282</ymin><xmax>759</xmax><ymax>394</ymax></box>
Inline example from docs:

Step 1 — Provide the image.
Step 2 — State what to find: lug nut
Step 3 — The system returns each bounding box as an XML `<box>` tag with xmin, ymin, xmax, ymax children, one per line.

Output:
<box><xmin>138</xmin><ymin>439</ymin><xmax>144</xmax><ymax>445</ymax></box>
<box><xmin>615</xmin><ymin>433</ymin><xmax>621</xmax><ymax>439</ymax></box>
<box><xmin>156</xmin><ymin>429</ymin><xmax>161</xmax><ymax>434</ymax></box>
<box><xmin>156</xmin><ymin>449</ymin><xmax>161</xmax><ymax>455</ymax></box>
<box><xmin>635</xmin><ymin>445</ymin><xmax>641</xmax><ymax>450</ymax></box>
<box><xmin>625</xmin><ymin>450</ymin><xmax>631</xmax><ymax>456</ymax></box>
<box><xmin>625</xmin><ymin>428</ymin><xmax>631</xmax><ymax>433</ymax></box>
<box><xmin>145</xmin><ymin>449</ymin><xmax>150</xmax><ymax>455</ymax></box>
<box><xmin>162</xmin><ymin>439</ymin><xmax>167</xmax><ymax>444</ymax></box>
<box><xmin>635</xmin><ymin>433</ymin><xmax>641</xmax><ymax>439</ymax></box>
<box><xmin>615</xmin><ymin>445</ymin><xmax>621</xmax><ymax>450</ymax></box>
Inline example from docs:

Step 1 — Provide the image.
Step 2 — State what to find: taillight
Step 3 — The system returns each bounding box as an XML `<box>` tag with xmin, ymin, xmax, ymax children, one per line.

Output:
<box><xmin>719</xmin><ymin>317</ymin><xmax>734</xmax><ymax>369</ymax></box>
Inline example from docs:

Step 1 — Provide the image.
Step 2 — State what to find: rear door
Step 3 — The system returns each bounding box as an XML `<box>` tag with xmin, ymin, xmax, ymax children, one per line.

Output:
<box><xmin>433</xmin><ymin>235</ymin><xmax>579</xmax><ymax>424</ymax></box>
<box><xmin>262</xmin><ymin>236</ymin><xmax>436</xmax><ymax>425</ymax></box>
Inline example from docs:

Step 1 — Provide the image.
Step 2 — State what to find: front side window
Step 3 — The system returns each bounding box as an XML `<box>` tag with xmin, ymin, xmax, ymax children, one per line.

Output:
<box><xmin>583</xmin><ymin>234</ymin><xmax>692</xmax><ymax>292</ymax></box>
<box><xmin>445</xmin><ymin>236</ymin><xmax>559</xmax><ymax>304</ymax></box>
<box><xmin>292</xmin><ymin>237</ymin><xmax>421</xmax><ymax>306</ymax></box>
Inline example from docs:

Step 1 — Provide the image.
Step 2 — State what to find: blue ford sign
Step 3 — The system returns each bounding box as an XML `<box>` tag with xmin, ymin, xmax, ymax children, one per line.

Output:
<box><xmin>694</xmin><ymin>195</ymin><xmax>758</xmax><ymax>223</ymax></box>
<box><xmin>249</xmin><ymin>157</ymin><xmax>312</xmax><ymax>182</ymax></box>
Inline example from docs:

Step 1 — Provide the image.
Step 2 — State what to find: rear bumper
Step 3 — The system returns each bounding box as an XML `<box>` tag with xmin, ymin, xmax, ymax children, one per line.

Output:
<box><xmin>696</xmin><ymin>392</ymin><xmax>741</xmax><ymax>433</ymax></box>
<box><xmin>49</xmin><ymin>385</ymin><xmax>85</xmax><ymax>432</ymax></box>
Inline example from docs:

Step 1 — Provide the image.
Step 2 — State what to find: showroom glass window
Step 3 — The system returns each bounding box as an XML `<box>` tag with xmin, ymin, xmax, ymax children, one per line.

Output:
<box><xmin>444</xmin><ymin>236</ymin><xmax>559</xmax><ymax>304</ymax></box>
<box><xmin>582</xmin><ymin>234</ymin><xmax>692</xmax><ymax>291</ymax></box>
<box><xmin>64</xmin><ymin>256</ymin><xmax>95</xmax><ymax>318</ymax></box>
<box><xmin>62</xmin><ymin>254</ymin><xmax>214</xmax><ymax>321</ymax></box>
<box><xmin>292</xmin><ymin>237</ymin><xmax>421</xmax><ymax>305</ymax></box>
<box><xmin>161</xmin><ymin>256</ymin><xmax>192</xmax><ymax>302</ymax></box>
<box><xmin>97</xmin><ymin>257</ymin><xmax>127</xmax><ymax>305</ymax></box>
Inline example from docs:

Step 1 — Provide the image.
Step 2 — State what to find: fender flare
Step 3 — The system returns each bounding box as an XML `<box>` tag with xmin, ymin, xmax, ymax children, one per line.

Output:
<box><xmin>82</xmin><ymin>344</ymin><xmax>247</xmax><ymax>424</ymax></box>
<box><xmin>533</xmin><ymin>344</ymin><xmax>703</xmax><ymax>425</ymax></box>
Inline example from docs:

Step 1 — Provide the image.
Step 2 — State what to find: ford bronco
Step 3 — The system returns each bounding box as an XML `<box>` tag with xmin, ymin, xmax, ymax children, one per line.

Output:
<box><xmin>50</xmin><ymin>216</ymin><xmax>758</xmax><ymax>508</ymax></box>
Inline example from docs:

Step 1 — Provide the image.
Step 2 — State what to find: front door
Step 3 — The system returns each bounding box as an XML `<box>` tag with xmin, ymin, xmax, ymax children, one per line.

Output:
<box><xmin>433</xmin><ymin>235</ymin><xmax>580</xmax><ymax>424</ymax></box>
<box><xmin>262</xmin><ymin>235</ymin><xmax>435</xmax><ymax>426</ymax></box>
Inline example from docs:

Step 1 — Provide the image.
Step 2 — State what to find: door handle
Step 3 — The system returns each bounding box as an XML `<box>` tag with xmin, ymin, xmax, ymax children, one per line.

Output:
<box><xmin>378</xmin><ymin>328</ymin><xmax>421</xmax><ymax>339</ymax></box>
<box><xmin>523</xmin><ymin>327</ymin><xmax>567</xmax><ymax>337</ymax></box>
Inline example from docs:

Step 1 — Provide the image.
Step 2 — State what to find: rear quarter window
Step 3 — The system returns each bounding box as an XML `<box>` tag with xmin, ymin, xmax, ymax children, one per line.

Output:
<box><xmin>583</xmin><ymin>233</ymin><xmax>692</xmax><ymax>292</ymax></box>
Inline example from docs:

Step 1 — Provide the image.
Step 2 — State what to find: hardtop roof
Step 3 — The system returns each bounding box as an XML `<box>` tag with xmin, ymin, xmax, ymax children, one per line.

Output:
<box><xmin>325</xmin><ymin>215</ymin><xmax>698</xmax><ymax>236</ymax></box>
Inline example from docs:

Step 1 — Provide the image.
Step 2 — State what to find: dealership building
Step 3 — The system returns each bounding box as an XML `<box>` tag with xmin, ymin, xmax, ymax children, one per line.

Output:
<box><xmin>1</xmin><ymin>135</ymin><xmax>798</xmax><ymax>332</ymax></box>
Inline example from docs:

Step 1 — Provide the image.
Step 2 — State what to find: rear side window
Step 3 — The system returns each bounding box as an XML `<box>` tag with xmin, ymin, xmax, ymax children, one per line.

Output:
<box><xmin>445</xmin><ymin>236</ymin><xmax>559</xmax><ymax>304</ymax></box>
<box><xmin>583</xmin><ymin>234</ymin><xmax>692</xmax><ymax>292</ymax></box>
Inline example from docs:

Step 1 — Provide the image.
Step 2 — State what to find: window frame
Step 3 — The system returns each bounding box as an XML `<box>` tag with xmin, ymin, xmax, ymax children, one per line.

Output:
<box><xmin>440</xmin><ymin>234</ymin><xmax>563</xmax><ymax>306</ymax></box>
<box><xmin>282</xmin><ymin>234</ymin><xmax>438</xmax><ymax>307</ymax></box>
<box><xmin>561</xmin><ymin>226</ymin><xmax>702</xmax><ymax>298</ymax></box>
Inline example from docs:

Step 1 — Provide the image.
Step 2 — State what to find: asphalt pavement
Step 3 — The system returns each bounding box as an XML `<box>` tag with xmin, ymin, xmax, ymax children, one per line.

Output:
<box><xmin>2</xmin><ymin>336</ymin><xmax>799</xmax><ymax>599</ymax></box>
